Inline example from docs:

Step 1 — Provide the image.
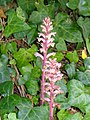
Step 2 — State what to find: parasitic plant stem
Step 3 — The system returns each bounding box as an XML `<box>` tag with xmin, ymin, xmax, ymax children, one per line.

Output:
<box><xmin>35</xmin><ymin>17</ymin><xmax>63</xmax><ymax>119</ymax></box>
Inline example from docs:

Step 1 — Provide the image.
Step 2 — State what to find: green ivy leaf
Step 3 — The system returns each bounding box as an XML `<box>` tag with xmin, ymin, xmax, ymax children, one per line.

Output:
<box><xmin>6</xmin><ymin>42</ymin><xmax>17</xmax><ymax>54</ymax></box>
<box><xmin>78</xmin><ymin>0</ymin><xmax>90</xmax><ymax>16</ymax></box>
<box><xmin>57</xmin><ymin>109</ymin><xmax>69</xmax><ymax>120</ymax></box>
<box><xmin>4</xmin><ymin>10</ymin><xmax>30</xmax><ymax>38</ymax></box>
<box><xmin>14</xmin><ymin>31</ymin><xmax>28</xmax><ymax>40</ymax></box>
<box><xmin>77</xmin><ymin>17</ymin><xmax>90</xmax><ymax>39</ymax></box>
<box><xmin>20</xmin><ymin>64</ymin><xmax>33</xmax><ymax>75</ymax></box>
<box><xmin>16</xmin><ymin>6</ymin><xmax>27</xmax><ymax>21</ymax></box>
<box><xmin>76</xmin><ymin>71</ymin><xmax>90</xmax><ymax>85</ymax></box>
<box><xmin>17</xmin><ymin>98</ymin><xmax>49</xmax><ymax>120</ymax></box>
<box><xmin>0</xmin><ymin>61</ymin><xmax>11</xmax><ymax>83</ymax></box>
<box><xmin>29</xmin><ymin>10</ymin><xmax>48</xmax><ymax>24</ymax></box>
<box><xmin>58</xmin><ymin>0</ymin><xmax>68</xmax><ymax>10</ymax></box>
<box><xmin>65</xmin><ymin>62</ymin><xmax>76</xmax><ymax>79</ymax></box>
<box><xmin>56</xmin><ymin>38</ymin><xmax>67</xmax><ymax>51</ymax></box>
<box><xmin>77</xmin><ymin>17</ymin><xmax>90</xmax><ymax>53</ymax></box>
<box><xmin>17</xmin><ymin>0</ymin><xmax>35</xmax><ymax>14</ymax></box>
<box><xmin>30</xmin><ymin>66</ymin><xmax>41</xmax><ymax>79</ymax></box>
<box><xmin>26</xmin><ymin>25</ymin><xmax>37</xmax><ymax>45</ymax></box>
<box><xmin>66</xmin><ymin>0</ymin><xmax>79</xmax><ymax>10</ymax></box>
<box><xmin>0</xmin><ymin>94</ymin><xmax>21</xmax><ymax>115</ymax></box>
<box><xmin>57</xmin><ymin>109</ymin><xmax>82</xmax><ymax>120</ymax></box>
<box><xmin>0</xmin><ymin>81</ymin><xmax>13</xmax><ymax>97</ymax></box>
<box><xmin>68</xmin><ymin>80</ymin><xmax>90</xmax><ymax>113</ymax></box>
<box><xmin>4</xmin><ymin>113</ymin><xmax>19</xmax><ymax>120</ymax></box>
<box><xmin>53</xmin><ymin>52</ymin><xmax>64</xmax><ymax>62</ymax></box>
<box><xmin>25</xmin><ymin>80</ymin><xmax>39</xmax><ymax>95</ymax></box>
<box><xmin>54</xmin><ymin>21</ymin><xmax>83</xmax><ymax>43</ymax></box>
<box><xmin>55</xmin><ymin>79</ymin><xmax>70</xmax><ymax>109</ymax></box>
<box><xmin>14</xmin><ymin>48</ymin><xmax>31</xmax><ymax>67</ymax></box>
<box><xmin>84</xmin><ymin>57</ymin><xmax>90</xmax><ymax>70</ymax></box>
<box><xmin>66</xmin><ymin>50</ymin><xmax>79</xmax><ymax>63</ymax></box>
<box><xmin>86</xmin><ymin>38</ymin><xmax>90</xmax><ymax>54</ymax></box>
<box><xmin>14</xmin><ymin>44</ymin><xmax>37</xmax><ymax>68</ymax></box>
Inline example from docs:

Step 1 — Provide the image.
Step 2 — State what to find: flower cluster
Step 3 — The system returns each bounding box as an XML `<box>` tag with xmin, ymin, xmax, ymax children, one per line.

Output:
<box><xmin>35</xmin><ymin>17</ymin><xmax>63</xmax><ymax>120</ymax></box>
<box><xmin>44</xmin><ymin>58</ymin><xmax>63</xmax><ymax>120</ymax></box>
<box><xmin>35</xmin><ymin>17</ymin><xmax>56</xmax><ymax>105</ymax></box>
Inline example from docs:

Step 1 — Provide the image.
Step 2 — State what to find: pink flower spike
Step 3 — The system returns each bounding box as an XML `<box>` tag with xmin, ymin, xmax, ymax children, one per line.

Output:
<box><xmin>35</xmin><ymin>52</ymin><xmax>44</xmax><ymax>60</ymax></box>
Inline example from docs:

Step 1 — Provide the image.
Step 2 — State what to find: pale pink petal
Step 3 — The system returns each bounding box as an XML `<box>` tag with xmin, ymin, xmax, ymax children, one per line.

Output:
<box><xmin>47</xmin><ymin>52</ymin><xmax>56</xmax><ymax>58</ymax></box>
<box><xmin>34</xmin><ymin>52</ymin><xmax>43</xmax><ymax>60</ymax></box>
<box><xmin>37</xmin><ymin>37</ymin><xmax>45</xmax><ymax>42</ymax></box>
<box><xmin>47</xmin><ymin>43</ymin><xmax>55</xmax><ymax>48</ymax></box>
<box><xmin>38</xmin><ymin>33</ymin><xmax>45</xmax><ymax>38</ymax></box>
<box><xmin>44</xmin><ymin>98</ymin><xmax>50</xmax><ymax>102</ymax></box>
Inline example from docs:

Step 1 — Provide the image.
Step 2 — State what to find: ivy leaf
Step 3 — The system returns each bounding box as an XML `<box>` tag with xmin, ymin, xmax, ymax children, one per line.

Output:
<box><xmin>54</xmin><ymin>20</ymin><xmax>83</xmax><ymax>43</ymax></box>
<box><xmin>77</xmin><ymin>17</ymin><xmax>90</xmax><ymax>53</ymax></box>
<box><xmin>52</xmin><ymin>52</ymin><xmax>64</xmax><ymax>62</ymax></box>
<box><xmin>13</xmin><ymin>48</ymin><xmax>31</xmax><ymax>68</ymax></box>
<box><xmin>6</xmin><ymin>42</ymin><xmax>17</xmax><ymax>54</ymax></box>
<box><xmin>4</xmin><ymin>10</ymin><xmax>30</xmax><ymax>38</ymax></box>
<box><xmin>84</xmin><ymin>57</ymin><xmax>90</xmax><ymax>70</ymax></box>
<box><xmin>66</xmin><ymin>50</ymin><xmax>79</xmax><ymax>63</ymax></box>
<box><xmin>0</xmin><ymin>61</ymin><xmax>11</xmax><ymax>83</ymax></box>
<box><xmin>16</xmin><ymin>6</ymin><xmax>27</xmax><ymax>21</ymax></box>
<box><xmin>56</xmin><ymin>38</ymin><xmax>67</xmax><ymax>51</ymax></box>
<box><xmin>14</xmin><ymin>31</ymin><xmax>28</xmax><ymax>40</ymax></box>
<box><xmin>76</xmin><ymin>71</ymin><xmax>90</xmax><ymax>85</ymax></box>
<box><xmin>55</xmin><ymin>79</ymin><xmax>70</xmax><ymax>109</ymax></box>
<box><xmin>58</xmin><ymin>0</ymin><xmax>68</xmax><ymax>10</ymax></box>
<box><xmin>57</xmin><ymin>109</ymin><xmax>69</xmax><ymax>120</ymax></box>
<box><xmin>56</xmin><ymin>79</ymin><xmax>68</xmax><ymax>94</ymax></box>
<box><xmin>57</xmin><ymin>109</ymin><xmax>82</xmax><ymax>120</ymax></box>
<box><xmin>77</xmin><ymin>17</ymin><xmax>90</xmax><ymax>39</ymax></box>
<box><xmin>0</xmin><ymin>94</ymin><xmax>21</xmax><ymax>115</ymax></box>
<box><xmin>86</xmin><ymin>38</ymin><xmax>90</xmax><ymax>54</ymax></box>
<box><xmin>68</xmin><ymin>80</ymin><xmax>90</xmax><ymax>113</ymax></box>
<box><xmin>25</xmin><ymin>80</ymin><xmax>39</xmax><ymax>95</ymax></box>
<box><xmin>14</xmin><ymin>44</ymin><xmax>37</xmax><ymax>68</ymax></box>
<box><xmin>65</xmin><ymin>62</ymin><xmax>76</xmax><ymax>79</ymax></box>
<box><xmin>66</xmin><ymin>0</ymin><xmax>79</xmax><ymax>10</ymax></box>
<box><xmin>30</xmin><ymin>66</ymin><xmax>41</xmax><ymax>79</ymax></box>
<box><xmin>17</xmin><ymin>0</ymin><xmax>35</xmax><ymax>14</ymax></box>
<box><xmin>20</xmin><ymin>64</ymin><xmax>33</xmax><ymax>75</ymax></box>
<box><xmin>78</xmin><ymin>0</ymin><xmax>90</xmax><ymax>16</ymax></box>
<box><xmin>29</xmin><ymin>10</ymin><xmax>48</xmax><ymax>24</ymax></box>
<box><xmin>4</xmin><ymin>113</ymin><xmax>19</xmax><ymax>120</ymax></box>
<box><xmin>0</xmin><ymin>81</ymin><xmax>13</xmax><ymax>97</ymax></box>
<box><xmin>17</xmin><ymin>98</ymin><xmax>49</xmax><ymax>120</ymax></box>
<box><xmin>26</xmin><ymin>25</ymin><xmax>37</xmax><ymax>45</ymax></box>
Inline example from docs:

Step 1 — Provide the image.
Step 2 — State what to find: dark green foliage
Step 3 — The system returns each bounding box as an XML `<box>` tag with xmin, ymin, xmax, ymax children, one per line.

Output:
<box><xmin>0</xmin><ymin>0</ymin><xmax>90</xmax><ymax>119</ymax></box>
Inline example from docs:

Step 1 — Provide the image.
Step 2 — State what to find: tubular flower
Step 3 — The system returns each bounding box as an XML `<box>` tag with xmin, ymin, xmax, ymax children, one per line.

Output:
<box><xmin>35</xmin><ymin>17</ymin><xmax>56</xmax><ymax>105</ymax></box>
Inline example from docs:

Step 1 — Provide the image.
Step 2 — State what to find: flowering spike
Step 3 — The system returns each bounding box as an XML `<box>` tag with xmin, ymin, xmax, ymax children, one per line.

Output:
<box><xmin>35</xmin><ymin>17</ymin><xmax>56</xmax><ymax>106</ymax></box>
<box><xmin>35</xmin><ymin>17</ymin><xmax>63</xmax><ymax>120</ymax></box>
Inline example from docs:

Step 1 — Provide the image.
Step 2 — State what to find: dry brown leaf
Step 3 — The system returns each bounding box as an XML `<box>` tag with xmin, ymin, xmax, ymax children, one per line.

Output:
<box><xmin>0</xmin><ymin>8</ymin><xmax>6</xmax><ymax>18</ymax></box>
